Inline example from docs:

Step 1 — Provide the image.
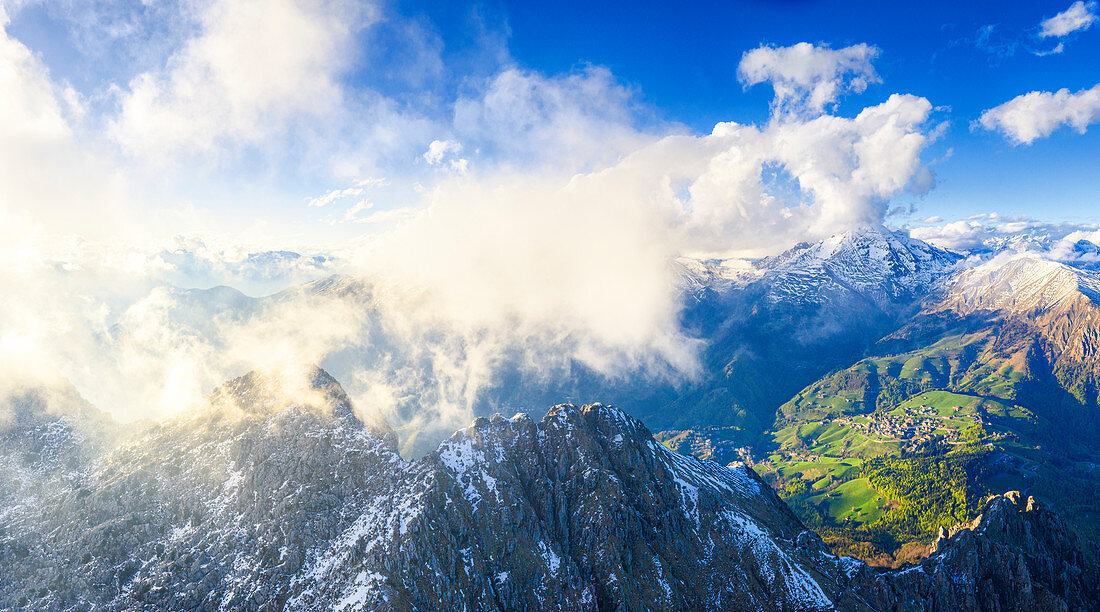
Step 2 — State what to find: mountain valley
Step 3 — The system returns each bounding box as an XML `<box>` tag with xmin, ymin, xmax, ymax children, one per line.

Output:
<box><xmin>659</xmin><ymin>235</ymin><xmax>1100</xmax><ymax>566</ymax></box>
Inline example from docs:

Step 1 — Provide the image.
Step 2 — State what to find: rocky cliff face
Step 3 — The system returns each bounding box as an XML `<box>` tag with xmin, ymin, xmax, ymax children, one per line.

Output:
<box><xmin>1</xmin><ymin>369</ymin><xmax>1096</xmax><ymax>611</ymax></box>
<box><xmin>859</xmin><ymin>491</ymin><xmax>1100</xmax><ymax>611</ymax></box>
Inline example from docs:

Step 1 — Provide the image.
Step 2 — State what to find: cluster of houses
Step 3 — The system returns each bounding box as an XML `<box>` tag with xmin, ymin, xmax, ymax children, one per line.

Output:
<box><xmin>830</xmin><ymin>404</ymin><xmax>984</xmax><ymax>444</ymax></box>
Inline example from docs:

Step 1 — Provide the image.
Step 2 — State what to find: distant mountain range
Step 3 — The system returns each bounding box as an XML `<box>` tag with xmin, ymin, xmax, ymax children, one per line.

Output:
<box><xmin>2</xmin><ymin>369</ymin><xmax>1097</xmax><ymax>610</ymax></box>
<box><xmin>681</xmin><ymin>230</ymin><xmax>1100</xmax><ymax>561</ymax></box>
<box><xmin>643</xmin><ymin>226</ymin><xmax>963</xmax><ymax>435</ymax></box>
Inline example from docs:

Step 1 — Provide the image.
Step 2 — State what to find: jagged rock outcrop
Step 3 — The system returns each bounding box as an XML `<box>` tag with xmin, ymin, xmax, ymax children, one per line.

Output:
<box><xmin>855</xmin><ymin>491</ymin><xmax>1100</xmax><ymax>611</ymax></box>
<box><xmin>293</xmin><ymin>404</ymin><xmax>847</xmax><ymax>611</ymax></box>
<box><xmin>1</xmin><ymin>369</ymin><xmax>1097</xmax><ymax>611</ymax></box>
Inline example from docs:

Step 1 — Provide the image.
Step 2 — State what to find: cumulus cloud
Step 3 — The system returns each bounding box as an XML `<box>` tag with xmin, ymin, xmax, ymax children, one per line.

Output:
<box><xmin>1039</xmin><ymin>1</ymin><xmax>1098</xmax><ymax>37</ymax></box>
<box><xmin>738</xmin><ymin>42</ymin><xmax>880</xmax><ymax>118</ymax></box>
<box><xmin>320</xmin><ymin>78</ymin><xmax>936</xmax><ymax>436</ymax></box>
<box><xmin>0</xmin><ymin>8</ymin><xmax>71</xmax><ymax>143</ymax></box>
<box><xmin>453</xmin><ymin>65</ymin><xmax>664</xmax><ymax>172</ymax></box>
<box><xmin>678</xmin><ymin>93</ymin><xmax>935</xmax><ymax>249</ymax></box>
<box><xmin>979</xmin><ymin>83</ymin><xmax>1100</xmax><ymax>144</ymax></box>
<box><xmin>110</xmin><ymin>0</ymin><xmax>378</xmax><ymax>159</ymax></box>
<box><xmin>422</xmin><ymin>139</ymin><xmax>468</xmax><ymax>173</ymax></box>
<box><xmin>423</xmin><ymin>139</ymin><xmax>461</xmax><ymax>165</ymax></box>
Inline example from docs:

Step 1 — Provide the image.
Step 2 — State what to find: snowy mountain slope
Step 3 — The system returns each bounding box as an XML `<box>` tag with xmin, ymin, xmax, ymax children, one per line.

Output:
<box><xmin>937</xmin><ymin>254</ymin><xmax>1100</xmax><ymax>316</ymax></box>
<box><xmin>926</xmin><ymin>255</ymin><xmax>1100</xmax><ymax>401</ymax></box>
<box><xmin>673</xmin><ymin>256</ymin><xmax>761</xmax><ymax>299</ymax></box>
<box><xmin>754</xmin><ymin>224</ymin><xmax>962</xmax><ymax>308</ymax></box>
<box><xmin>674</xmin><ymin>224</ymin><xmax>962</xmax><ymax>308</ymax></box>
<box><xmin>635</xmin><ymin>226</ymin><xmax>964</xmax><ymax>433</ymax></box>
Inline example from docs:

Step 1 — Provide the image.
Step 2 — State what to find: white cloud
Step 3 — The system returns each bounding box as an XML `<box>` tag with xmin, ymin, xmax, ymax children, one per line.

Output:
<box><xmin>423</xmin><ymin>139</ymin><xmax>462</xmax><ymax>165</ymax></box>
<box><xmin>351</xmin><ymin>87</ymin><xmax>938</xmax><ymax>369</ymax></box>
<box><xmin>0</xmin><ymin>229</ymin><xmax>351</xmax><ymax>419</ymax></box>
<box><xmin>0</xmin><ymin>7</ymin><xmax>140</xmax><ymax>241</ymax></box>
<box><xmin>676</xmin><ymin>93</ymin><xmax>935</xmax><ymax>250</ymax></box>
<box><xmin>1034</xmin><ymin>42</ymin><xmax>1066</xmax><ymax>56</ymax></box>
<box><xmin>340</xmin><ymin>200</ymin><xmax>374</xmax><ymax>222</ymax></box>
<box><xmin>422</xmin><ymin>139</ymin><xmax>468</xmax><ymax>173</ymax></box>
<box><xmin>1039</xmin><ymin>1</ymin><xmax>1098</xmax><ymax>37</ymax></box>
<box><xmin>1050</xmin><ymin>229</ymin><xmax>1100</xmax><ymax>263</ymax></box>
<box><xmin>0</xmin><ymin>19</ymin><xmax>946</xmax><ymax>443</ymax></box>
<box><xmin>0</xmin><ymin>7</ymin><xmax>71</xmax><ymax>143</ymax></box>
<box><xmin>979</xmin><ymin>83</ymin><xmax>1100</xmax><ymax>144</ymax></box>
<box><xmin>909</xmin><ymin>215</ymin><xmax>1100</xmax><ymax>255</ymax></box>
<box><xmin>110</xmin><ymin>0</ymin><xmax>378</xmax><ymax>159</ymax></box>
<box><xmin>348</xmin><ymin>207</ymin><xmax>418</xmax><ymax>225</ymax></box>
<box><xmin>738</xmin><ymin>42</ymin><xmax>880</xmax><ymax>118</ymax></box>
<box><xmin>453</xmin><ymin>65</ymin><xmax>663</xmax><ymax>172</ymax></box>
<box><xmin>910</xmin><ymin>220</ymin><xmax>991</xmax><ymax>251</ymax></box>
<box><xmin>324</xmin><ymin>84</ymin><xmax>937</xmax><ymax>433</ymax></box>
<box><xmin>307</xmin><ymin>186</ymin><xmax>366</xmax><ymax>208</ymax></box>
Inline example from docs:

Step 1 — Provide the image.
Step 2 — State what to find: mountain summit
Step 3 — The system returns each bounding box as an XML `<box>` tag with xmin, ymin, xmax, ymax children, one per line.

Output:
<box><xmin>758</xmin><ymin>225</ymin><xmax>963</xmax><ymax>308</ymax></box>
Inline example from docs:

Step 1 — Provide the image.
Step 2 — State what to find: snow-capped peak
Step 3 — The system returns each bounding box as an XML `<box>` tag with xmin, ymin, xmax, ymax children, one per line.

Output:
<box><xmin>758</xmin><ymin>225</ymin><xmax>962</xmax><ymax>307</ymax></box>
<box><xmin>938</xmin><ymin>253</ymin><xmax>1100</xmax><ymax>316</ymax></box>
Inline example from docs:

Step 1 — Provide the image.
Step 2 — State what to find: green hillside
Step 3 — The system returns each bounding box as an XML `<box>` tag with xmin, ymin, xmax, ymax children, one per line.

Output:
<box><xmin>661</xmin><ymin>313</ymin><xmax>1100</xmax><ymax>565</ymax></box>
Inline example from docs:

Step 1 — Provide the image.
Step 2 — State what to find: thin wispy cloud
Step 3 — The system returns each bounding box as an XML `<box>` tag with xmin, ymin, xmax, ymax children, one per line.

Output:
<box><xmin>307</xmin><ymin>186</ymin><xmax>366</xmax><ymax>208</ymax></box>
<box><xmin>965</xmin><ymin>2</ymin><xmax>1097</xmax><ymax>59</ymax></box>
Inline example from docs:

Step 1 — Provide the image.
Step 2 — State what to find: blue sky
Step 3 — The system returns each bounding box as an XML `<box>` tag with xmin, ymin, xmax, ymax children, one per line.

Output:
<box><xmin>1</xmin><ymin>0</ymin><xmax>1099</xmax><ymax>255</ymax></box>
<box><xmin>461</xmin><ymin>0</ymin><xmax>1100</xmax><ymax>223</ymax></box>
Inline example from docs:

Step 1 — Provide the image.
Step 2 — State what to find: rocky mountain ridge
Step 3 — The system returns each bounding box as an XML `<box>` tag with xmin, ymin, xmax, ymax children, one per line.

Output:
<box><xmin>2</xmin><ymin>368</ymin><xmax>1097</xmax><ymax>611</ymax></box>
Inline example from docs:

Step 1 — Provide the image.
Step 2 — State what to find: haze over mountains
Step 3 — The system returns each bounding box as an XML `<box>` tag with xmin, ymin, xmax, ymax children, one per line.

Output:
<box><xmin>18</xmin><ymin>223</ymin><xmax>1100</xmax><ymax>458</ymax></box>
